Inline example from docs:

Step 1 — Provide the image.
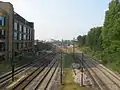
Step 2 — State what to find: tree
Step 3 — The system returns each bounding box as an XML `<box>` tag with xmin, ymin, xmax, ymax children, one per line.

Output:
<box><xmin>102</xmin><ymin>0</ymin><xmax>120</xmax><ymax>53</ymax></box>
<box><xmin>87</xmin><ymin>27</ymin><xmax>102</xmax><ymax>51</ymax></box>
<box><xmin>77</xmin><ymin>35</ymin><xmax>86</xmax><ymax>46</ymax></box>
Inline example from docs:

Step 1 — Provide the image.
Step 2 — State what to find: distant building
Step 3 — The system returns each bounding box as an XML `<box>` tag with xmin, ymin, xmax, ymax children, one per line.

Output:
<box><xmin>0</xmin><ymin>1</ymin><xmax>34</xmax><ymax>60</ymax></box>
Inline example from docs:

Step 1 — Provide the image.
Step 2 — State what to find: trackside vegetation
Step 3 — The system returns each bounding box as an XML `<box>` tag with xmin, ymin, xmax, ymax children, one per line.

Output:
<box><xmin>0</xmin><ymin>42</ymin><xmax>53</xmax><ymax>74</ymax></box>
<box><xmin>61</xmin><ymin>54</ymin><xmax>84</xmax><ymax>90</ymax></box>
<box><xmin>77</xmin><ymin>0</ymin><xmax>120</xmax><ymax>73</ymax></box>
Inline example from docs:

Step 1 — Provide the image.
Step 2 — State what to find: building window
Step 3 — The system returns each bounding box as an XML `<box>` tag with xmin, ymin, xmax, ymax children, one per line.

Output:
<box><xmin>30</xmin><ymin>30</ymin><xmax>32</xmax><ymax>35</ymax></box>
<box><xmin>26</xmin><ymin>35</ymin><xmax>28</xmax><ymax>40</ymax></box>
<box><xmin>24</xmin><ymin>26</ymin><xmax>26</xmax><ymax>33</ymax></box>
<box><xmin>1</xmin><ymin>30</ymin><xmax>5</xmax><ymax>35</ymax></box>
<box><xmin>26</xmin><ymin>28</ymin><xmax>28</xmax><ymax>34</ymax></box>
<box><xmin>0</xmin><ymin>30</ymin><xmax>5</xmax><ymax>36</ymax></box>
<box><xmin>27</xmin><ymin>35</ymin><xmax>29</xmax><ymax>40</ymax></box>
<box><xmin>17</xmin><ymin>32</ymin><xmax>19</xmax><ymax>40</ymax></box>
<box><xmin>0</xmin><ymin>16</ymin><xmax>5</xmax><ymax>26</ymax></box>
<box><xmin>23</xmin><ymin>34</ymin><xmax>26</xmax><ymax>40</ymax></box>
<box><xmin>30</xmin><ymin>35</ymin><xmax>32</xmax><ymax>40</ymax></box>
<box><xmin>19</xmin><ymin>24</ymin><xmax>22</xmax><ymax>32</ymax></box>
<box><xmin>29</xmin><ymin>29</ymin><xmax>31</xmax><ymax>34</ymax></box>
<box><xmin>28</xmin><ymin>28</ymin><xmax>30</xmax><ymax>33</ymax></box>
<box><xmin>22</xmin><ymin>25</ymin><xmax>24</xmax><ymax>32</ymax></box>
<box><xmin>14</xmin><ymin>32</ymin><xmax>17</xmax><ymax>40</ymax></box>
<box><xmin>29</xmin><ymin>35</ymin><xmax>30</xmax><ymax>40</ymax></box>
<box><xmin>17</xmin><ymin>23</ymin><xmax>19</xmax><ymax>30</ymax></box>
<box><xmin>0</xmin><ymin>30</ymin><xmax>5</xmax><ymax>39</ymax></box>
<box><xmin>14</xmin><ymin>22</ymin><xmax>17</xmax><ymax>30</ymax></box>
<box><xmin>19</xmin><ymin>33</ymin><xmax>22</xmax><ymax>40</ymax></box>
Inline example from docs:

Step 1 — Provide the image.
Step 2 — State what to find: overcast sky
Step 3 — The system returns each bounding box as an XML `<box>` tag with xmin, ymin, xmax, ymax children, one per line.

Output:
<box><xmin>2</xmin><ymin>0</ymin><xmax>110</xmax><ymax>40</ymax></box>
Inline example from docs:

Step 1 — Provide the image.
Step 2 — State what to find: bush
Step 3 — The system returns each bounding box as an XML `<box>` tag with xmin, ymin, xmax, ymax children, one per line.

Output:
<box><xmin>80</xmin><ymin>47</ymin><xmax>91</xmax><ymax>53</ymax></box>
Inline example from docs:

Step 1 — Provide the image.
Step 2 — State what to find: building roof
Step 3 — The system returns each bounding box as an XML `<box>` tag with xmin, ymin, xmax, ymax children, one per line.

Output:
<box><xmin>14</xmin><ymin>12</ymin><xmax>34</xmax><ymax>28</ymax></box>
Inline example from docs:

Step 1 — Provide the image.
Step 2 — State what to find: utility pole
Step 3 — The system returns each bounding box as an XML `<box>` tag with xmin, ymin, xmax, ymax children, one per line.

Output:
<box><xmin>73</xmin><ymin>38</ymin><xmax>75</xmax><ymax>61</ymax></box>
<box><xmin>81</xmin><ymin>52</ymin><xmax>84</xmax><ymax>86</ymax></box>
<box><xmin>11</xmin><ymin>50</ymin><xmax>15</xmax><ymax>82</ymax></box>
<box><xmin>66</xmin><ymin>42</ymin><xmax>67</xmax><ymax>53</ymax></box>
<box><xmin>11</xmin><ymin>8</ymin><xmax>15</xmax><ymax>82</ymax></box>
<box><xmin>60</xmin><ymin>39</ymin><xmax>63</xmax><ymax>84</ymax></box>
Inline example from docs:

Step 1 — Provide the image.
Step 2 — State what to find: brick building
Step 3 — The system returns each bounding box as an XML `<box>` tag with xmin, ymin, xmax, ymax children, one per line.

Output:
<box><xmin>0</xmin><ymin>1</ymin><xmax>34</xmax><ymax>60</ymax></box>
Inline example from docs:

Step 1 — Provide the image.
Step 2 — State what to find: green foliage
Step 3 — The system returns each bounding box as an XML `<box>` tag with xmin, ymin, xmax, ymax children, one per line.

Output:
<box><xmin>77</xmin><ymin>27</ymin><xmax>102</xmax><ymax>51</ymax></box>
<box><xmin>63</xmin><ymin>54</ymin><xmax>73</xmax><ymax>68</ymax></box>
<box><xmin>87</xmin><ymin>27</ymin><xmax>102</xmax><ymax>51</ymax></box>
<box><xmin>34</xmin><ymin>42</ymin><xmax>52</xmax><ymax>52</ymax></box>
<box><xmin>79</xmin><ymin>46</ymin><xmax>91</xmax><ymax>54</ymax></box>
<box><xmin>77</xmin><ymin>0</ymin><xmax>120</xmax><ymax>73</ymax></box>
<box><xmin>102</xmin><ymin>0</ymin><xmax>120</xmax><ymax>52</ymax></box>
<box><xmin>77</xmin><ymin>35</ymin><xmax>86</xmax><ymax>46</ymax></box>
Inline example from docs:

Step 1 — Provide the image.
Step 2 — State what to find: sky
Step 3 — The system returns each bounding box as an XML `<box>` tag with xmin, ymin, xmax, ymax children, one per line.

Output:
<box><xmin>2</xmin><ymin>0</ymin><xmax>110</xmax><ymax>40</ymax></box>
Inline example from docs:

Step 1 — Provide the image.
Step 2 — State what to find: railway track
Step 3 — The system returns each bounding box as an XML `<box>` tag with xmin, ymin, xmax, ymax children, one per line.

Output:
<box><xmin>91</xmin><ymin>60</ymin><xmax>120</xmax><ymax>90</ymax></box>
<box><xmin>11</xmin><ymin>63</ymin><xmax>47</xmax><ymax>90</ymax></box>
<box><xmin>83</xmin><ymin>55</ymin><xmax>120</xmax><ymax>90</ymax></box>
<box><xmin>94</xmin><ymin>60</ymin><xmax>120</xmax><ymax>82</ymax></box>
<box><xmin>0</xmin><ymin>62</ymin><xmax>34</xmax><ymax>88</ymax></box>
<box><xmin>8</xmin><ymin>56</ymin><xmax>58</xmax><ymax>90</ymax></box>
<box><xmin>0</xmin><ymin>53</ymin><xmax>51</xmax><ymax>89</ymax></box>
<box><xmin>34</xmin><ymin>60</ymin><xmax>59</xmax><ymax>90</ymax></box>
<box><xmin>84</xmin><ymin>60</ymin><xmax>109</xmax><ymax>90</ymax></box>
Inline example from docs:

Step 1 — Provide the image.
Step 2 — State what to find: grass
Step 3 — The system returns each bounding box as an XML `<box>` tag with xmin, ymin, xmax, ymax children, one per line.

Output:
<box><xmin>0</xmin><ymin>60</ymin><xmax>11</xmax><ymax>73</ymax></box>
<box><xmin>106</xmin><ymin>62</ymin><xmax>120</xmax><ymax>73</ymax></box>
<box><xmin>15</xmin><ymin>53</ymin><xmax>36</xmax><ymax>67</ymax></box>
<box><xmin>0</xmin><ymin>52</ymin><xmax>36</xmax><ymax>74</ymax></box>
<box><xmin>61</xmin><ymin>69</ymin><xmax>84</xmax><ymax>90</ymax></box>
<box><xmin>60</xmin><ymin>53</ymin><xmax>84</xmax><ymax>90</ymax></box>
<box><xmin>63</xmin><ymin>53</ymin><xmax>73</xmax><ymax>68</ymax></box>
<box><xmin>78</xmin><ymin>46</ymin><xmax>120</xmax><ymax>73</ymax></box>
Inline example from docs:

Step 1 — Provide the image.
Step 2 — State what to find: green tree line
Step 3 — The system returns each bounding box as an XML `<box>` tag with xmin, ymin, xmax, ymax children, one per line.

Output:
<box><xmin>77</xmin><ymin>0</ymin><xmax>120</xmax><ymax>71</ymax></box>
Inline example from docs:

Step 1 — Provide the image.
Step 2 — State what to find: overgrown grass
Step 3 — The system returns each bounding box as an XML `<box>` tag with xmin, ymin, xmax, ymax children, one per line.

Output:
<box><xmin>0</xmin><ymin>52</ymin><xmax>36</xmax><ymax>74</ymax></box>
<box><xmin>63</xmin><ymin>53</ymin><xmax>73</xmax><ymax>68</ymax></box>
<box><xmin>61</xmin><ymin>69</ymin><xmax>84</xmax><ymax>90</ymax></box>
<box><xmin>61</xmin><ymin>54</ymin><xmax>84</xmax><ymax>90</ymax></box>
<box><xmin>0</xmin><ymin>60</ymin><xmax>11</xmax><ymax>73</ymax></box>
<box><xmin>15</xmin><ymin>53</ymin><xmax>36</xmax><ymax>67</ymax></box>
<box><xmin>78</xmin><ymin>46</ymin><xmax>120</xmax><ymax>73</ymax></box>
<box><xmin>106</xmin><ymin>62</ymin><xmax>120</xmax><ymax>73</ymax></box>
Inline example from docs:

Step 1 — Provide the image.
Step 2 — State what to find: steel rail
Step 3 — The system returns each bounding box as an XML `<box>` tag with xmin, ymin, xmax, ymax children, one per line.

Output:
<box><xmin>84</xmin><ymin>60</ymin><xmax>109</xmax><ymax>90</ymax></box>
<box><xmin>42</xmin><ymin>61</ymin><xmax>59</xmax><ymax>90</ymax></box>
<box><xmin>91</xmin><ymin>61</ymin><xmax>120</xmax><ymax>89</ymax></box>
<box><xmin>34</xmin><ymin>60</ymin><xmax>58</xmax><ymax>90</ymax></box>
